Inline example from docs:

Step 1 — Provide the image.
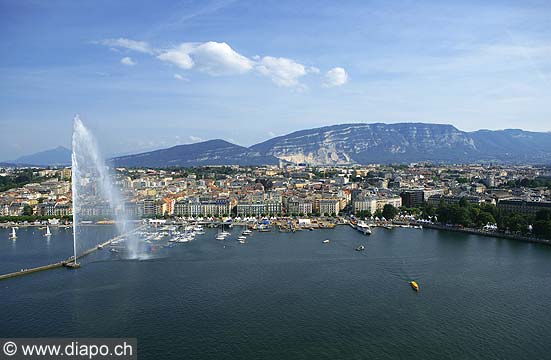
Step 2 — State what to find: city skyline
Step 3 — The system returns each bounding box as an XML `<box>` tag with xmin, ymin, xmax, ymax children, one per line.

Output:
<box><xmin>2</xmin><ymin>0</ymin><xmax>551</xmax><ymax>159</ymax></box>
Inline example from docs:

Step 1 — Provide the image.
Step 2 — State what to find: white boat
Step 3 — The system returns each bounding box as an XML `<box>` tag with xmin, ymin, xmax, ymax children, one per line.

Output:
<box><xmin>10</xmin><ymin>227</ymin><xmax>17</xmax><ymax>239</ymax></box>
<box><xmin>356</xmin><ymin>221</ymin><xmax>372</xmax><ymax>235</ymax></box>
<box><xmin>216</xmin><ymin>235</ymin><xmax>226</xmax><ymax>241</ymax></box>
<box><xmin>237</xmin><ymin>236</ymin><xmax>246</xmax><ymax>244</ymax></box>
<box><xmin>219</xmin><ymin>223</ymin><xmax>231</xmax><ymax>237</ymax></box>
<box><xmin>44</xmin><ymin>226</ymin><xmax>51</xmax><ymax>237</ymax></box>
<box><xmin>323</xmin><ymin>239</ymin><xmax>330</xmax><ymax>244</ymax></box>
<box><xmin>242</xmin><ymin>228</ymin><xmax>252</xmax><ymax>235</ymax></box>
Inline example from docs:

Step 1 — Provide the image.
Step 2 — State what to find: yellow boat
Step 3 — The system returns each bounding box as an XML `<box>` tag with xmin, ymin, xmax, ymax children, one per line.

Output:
<box><xmin>410</xmin><ymin>281</ymin><xmax>419</xmax><ymax>292</ymax></box>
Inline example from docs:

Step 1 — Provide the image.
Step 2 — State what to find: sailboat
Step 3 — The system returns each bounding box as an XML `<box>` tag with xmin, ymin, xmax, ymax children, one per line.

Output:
<box><xmin>10</xmin><ymin>227</ymin><xmax>17</xmax><ymax>239</ymax></box>
<box><xmin>44</xmin><ymin>225</ymin><xmax>52</xmax><ymax>237</ymax></box>
<box><xmin>220</xmin><ymin>223</ymin><xmax>231</xmax><ymax>237</ymax></box>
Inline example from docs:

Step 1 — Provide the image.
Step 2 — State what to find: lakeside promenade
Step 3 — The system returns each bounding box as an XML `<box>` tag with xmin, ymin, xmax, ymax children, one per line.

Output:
<box><xmin>420</xmin><ymin>222</ymin><xmax>551</xmax><ymax>246</ymax></box>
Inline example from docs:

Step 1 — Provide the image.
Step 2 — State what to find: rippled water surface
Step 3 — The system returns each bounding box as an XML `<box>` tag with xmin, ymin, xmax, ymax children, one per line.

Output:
<box><xmin>2</xmin><ymin>226</ymin><xmax>551</xmax><ymax>359</ymax></box>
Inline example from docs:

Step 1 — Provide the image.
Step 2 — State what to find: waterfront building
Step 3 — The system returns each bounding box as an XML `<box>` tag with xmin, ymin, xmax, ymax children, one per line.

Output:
<box><xmin>236</xmin><ymin>202</ymin><xmax>266</xmax><ymax>217</ymax></box>
<box><xmin>497</xmin><ymin>199</ymin><xmax>551</xmax><ymax>216</ymax></box>
<box><xmin>286</xmin><ymin>198</ymin><xmax>313</xmax><ymax>215</ymax></box>
<box><xmin>174</xmin><ymin>199</ymin><xmax>231</xmax><ymax>217</ymax></box>
<box><xmin>236</xmin><ymin>200</ymin><xmax>282</xmax><ymax>216</ymax></box>
<box><xmin>400</xmin><ymin>189</ymin><xmax>424</xmax><ymax>208</ymax></box>
<box><xmin>143</xmin><ymin>198</ymin><xmax>156</xmax><ymax>217</ymax></box>
<box><xmin>374</xmin><ymin>196</ymin><xmax>402</xmax><ymax>211</ymax></box>
<box><xmin>353</xmin><ymin>197</ymin><xmax>377</xmax><ymax>214</ymax></box>
<box><xmin>427</xmin><ymin>194</ymin><xmax>482</xmax><ymax>207</ymax></box>
<box><xmin>317</xmin><ymin>198</ymin><xmax>341</xmax><ymax>216</ymax></box>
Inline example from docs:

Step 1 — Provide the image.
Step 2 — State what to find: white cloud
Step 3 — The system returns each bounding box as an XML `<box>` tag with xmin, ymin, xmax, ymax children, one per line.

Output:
<box><xmin>157</xmin><ymin>41</ymin><xmax>253</xmax><ymax>75</ymax></box>
<box><xmin>99</xmin><ymin>38</ymin><xmax>153</xmax><ymax>54</ymax></box>
<box><xmin>191</xmin><ymin>41</ymin><xmax>254</xmax><ymax>75</ymax></box>
<box><xmin>157</xmin><ymin>43</ymin><xmax>195</xmax><ymax>69</ymax></box>
<box><xmin>173</xmin><ymin>73</ymin><xmax>189</xmax><ymax>81</ymax></box>
<box><xmin>256</xmin><ymin>56</ymin><xmax>307</xmax><ymax>87</ymax></box>
<box><xmin>323</xmin><ymin>67</ymin><xmax>348</xmax><ymax>87</ymax></box>
<box><xmin>308</xmin><ymin>66</ymin><xmax>320</xmax><ymax>74</ymax></box>
<box><xmin>120</xmin><ymin>57</ymin><xmax>136</xmax><ymax>66</ymax></box>
<box><xmin>189</xmin><ymin>135</ymin><xmax>204</xmax><ymax>142</ymax></box>
<box><xmin>98</xmin><ymin>38</ymin><xmax>335</xmax><ymax>88</ymax></box>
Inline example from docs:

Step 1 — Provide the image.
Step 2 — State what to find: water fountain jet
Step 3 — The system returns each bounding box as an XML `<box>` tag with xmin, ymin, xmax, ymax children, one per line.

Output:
<box><xmin>70</xmin><ymin>115</ymin><xmax>144</xmax><ymax>265</ymax></box>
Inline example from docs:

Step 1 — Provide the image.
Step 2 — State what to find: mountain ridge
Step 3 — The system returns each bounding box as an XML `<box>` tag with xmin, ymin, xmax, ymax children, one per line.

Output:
<box><xmin>7</xmin><ymin>123</ymin><xmax>551</xmax><ymax>167</ymax></box>
<box><xmin>111</xmin><ymin>139</ymin><xmax>279</xmax><ymax>167</ymax></box>
<box><xmin>9</xmin><ymin>146</ymin><xmax>72</xmax><ymax>166</ymax></box>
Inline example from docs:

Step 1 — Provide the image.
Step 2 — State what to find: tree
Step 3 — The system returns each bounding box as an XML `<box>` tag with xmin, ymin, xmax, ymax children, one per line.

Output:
<box><xmin>23</xmin><ymin>205</ymin><xmax>33</xmax><ymax>216</ymax></box>
<box><xmin>382</xmin><ymin>204</ymin><xmax>398</xmax><ymax>220</ymax></box>
<box><xmin>422</xmin><ymin>203</ymin><xmax>436</xmax><ymax>219</ymax></box>
<box><xmin>476</xmin><ymin>211</ymin><xmax>496</xmax><ymax>227</ymax></box>
<box><xmin>536</xmin><ymin>209</ymin><xmax>551</xmax><ymax>221</ymax></box>
<box><xmin>356</xmin><ymin>210</ymin><xmax>371</xmax><ymax>218</ymax></box>
<box><xmin>533</xmin><ymin>220</ymin><xmax>551</xmax><ymax>239</ymax></box>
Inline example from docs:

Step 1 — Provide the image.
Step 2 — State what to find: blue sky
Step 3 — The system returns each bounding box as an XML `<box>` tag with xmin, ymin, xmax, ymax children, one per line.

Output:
<box><xmin>1</xmin><ymin>0</ymin><xmax>551</xmax><ymax>159</ymax></box>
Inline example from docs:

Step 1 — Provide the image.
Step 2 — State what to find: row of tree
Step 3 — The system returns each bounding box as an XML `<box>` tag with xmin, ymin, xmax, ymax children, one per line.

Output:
<box><xmin>355</xmin><ymin>198</ymin><xmax>551</xmax><ymax>240</ymax></box>
<box><xmin>355</xmin><ymin>204</ymin><xmax>399</xmax><ymax>221</ymax></box>
<box><xmin>421</xmin><ymin>200</ymin><xmax>551</xmax><ymax>239</ymax></box>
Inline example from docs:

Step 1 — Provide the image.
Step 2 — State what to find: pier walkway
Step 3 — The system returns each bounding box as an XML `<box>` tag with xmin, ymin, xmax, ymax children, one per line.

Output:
<box><xmin>0</xmin><ymin>225</ymin><xmax>146</xmax><ymax>281</ymax></box>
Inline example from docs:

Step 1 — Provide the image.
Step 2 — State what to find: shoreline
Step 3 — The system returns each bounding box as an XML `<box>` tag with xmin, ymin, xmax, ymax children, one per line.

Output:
<box><xmin>3</xmin><ymin>218</ymin><xmax>550</xmax><ymax>246</ymax></box>
<box><xmin>420</xmin><ymin>223</ymin><xmax>551</xmax><ymax>246</ymax></box>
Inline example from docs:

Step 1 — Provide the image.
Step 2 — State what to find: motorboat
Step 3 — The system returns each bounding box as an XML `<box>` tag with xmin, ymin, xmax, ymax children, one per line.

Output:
<box><xmin>355</xmin><ymin>245</ymin><xmax>365</xmax><ymax>251</ymax></box>
<box><xmin>323</xmin><ymin>239</ymin><xmax>330</xmax><ymax>244</ymax></box>
<box><xmin>410</xmin><ymin>281</ymin><xmax>420</xmax><ymax>292</ymax></box>
<box><xmin>356</xmin><ymin>221</ymin><xmax>372</xmax><ymax>235</ymax></box>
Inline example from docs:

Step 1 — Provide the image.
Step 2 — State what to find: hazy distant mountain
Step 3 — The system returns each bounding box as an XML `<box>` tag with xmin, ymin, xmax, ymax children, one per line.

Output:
<box><xmin>111</xmin><ymin>139</ymin><xmax>279</xmax><ymax>167</ymax></box>
<box><xmin>250</xmin><ymin>123</ymin><xmax>551</xmax><ymax>165</ymax></box>
<box><xmin>29</xmin><ymin>123</ymin><xmax>548</xmax><ymax>169</ymax></box>
<box><xmin>11</xmin><ymin>146</ymin><xmax>71</xmax><ymax>166</ymax></box>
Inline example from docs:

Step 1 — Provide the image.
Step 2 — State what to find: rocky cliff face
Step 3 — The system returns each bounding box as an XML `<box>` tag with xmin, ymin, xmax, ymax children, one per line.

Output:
<box><xmin>251</xmin><ymin>123</ymin><xmax>483</xmax><ymax>164</ymax></box>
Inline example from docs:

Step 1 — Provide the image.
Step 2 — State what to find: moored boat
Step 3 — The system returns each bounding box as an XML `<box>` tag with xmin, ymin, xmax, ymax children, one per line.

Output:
<box><xmin>356</xmin><ymin>221</ymin><xmax>372</xmax><ymax>235</ymax></box>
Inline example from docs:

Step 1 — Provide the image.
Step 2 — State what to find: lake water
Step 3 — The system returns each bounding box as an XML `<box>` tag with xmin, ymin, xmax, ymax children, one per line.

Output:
<box><xmin>1</xmin><ymin>225</ymin><xmax>551</xmax><ymax>359</ymax></box>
